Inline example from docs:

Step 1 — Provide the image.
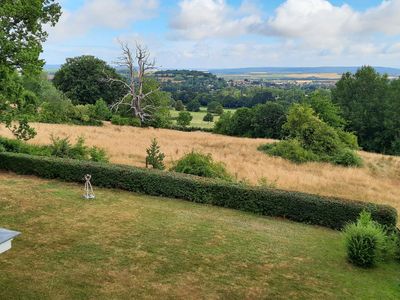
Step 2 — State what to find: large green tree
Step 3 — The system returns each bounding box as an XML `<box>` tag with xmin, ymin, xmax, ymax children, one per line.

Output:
<box><xmin>53</xmin><ymin>55</ymin><xmax>125</xmax><ymax>105</ymax></box>
<box><xmin>332</xmin><ymin>66</ymin><xmax>399</xmax><ymax>154</ymax></box>
<box><xmin>0</xmin><ymin>0</ymin><xmax>61</xmax><ymax>139</ymax></box>
<box><xmin>0</xmin><ymin>0</ymin><xmax>61</xmax><ymax>74</ymax></box>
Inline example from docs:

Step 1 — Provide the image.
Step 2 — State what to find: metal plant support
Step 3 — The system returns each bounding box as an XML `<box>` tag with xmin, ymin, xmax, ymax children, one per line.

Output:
<box><xmin>83</xmin><ymin>174</ymin><xmax>95</xmax><ymax>199</ymax></box>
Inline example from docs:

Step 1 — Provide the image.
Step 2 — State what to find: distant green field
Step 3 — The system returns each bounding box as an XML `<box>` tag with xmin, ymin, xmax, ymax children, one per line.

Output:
<box><xmin>170</xmin><ymin>107</ymin><xmax>236</xmax><ymax>128</ymax></box>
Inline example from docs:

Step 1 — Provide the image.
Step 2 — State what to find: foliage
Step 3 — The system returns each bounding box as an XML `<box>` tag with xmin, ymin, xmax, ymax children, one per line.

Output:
<box><xmin>93</xmin><ymin>98</ymin><xmax>112</xmax><ymax>121</ymax></box>
<box><xmin>174</xmin><ymin>100</ymin><xmax>185</xmax><ymax>111</ymax></box>
<box><xmin>110</xmin><ymin>115</ymin><xmax>141</xmax><ymax>127</ymax></box>
<box><xmin>176</xmin><ymin>111</ymin><xmax>193</xmax><ymax>127</ymax></box>
<box><xmin>0</xmin><ymin>152</ymin><xmax>396</xmax><ymax>230</ymax></box>
<box><xmin>203</xmin><ymin>113</ymin><xmax>214</xmax><ymax>122</ymax></box>
<box><xmin>343</xmin><ymin>211</ymin><xmax>389</xmax><ymax>268</ymax></box>
<box><xmin>145</xmin><ymin>138</ymin><xmax>165</xmax><ymax>170</ymax></box>
<box><xmin>332</xmin><ymin>66</ymin><xmax>400</xmax><ymax>155</ymax></box>
<box><xmin>53</xmin><ymin>55</ymin><xmax>125</xmax><ymax>105</ymax></box>
<box><xmin>251</xmin><ymin>102</ymin><xmax>286</xmax><ymax>139</ymax></box>
<box><xmin>304</xmin><ymin>90</ymin><xmax>346</xmax><ymax>128</ymax></box>
<box><xmin>186</xmin><ymin>99</ymin><xmax>201</xmax><ymax>112</ymax></box>
<box><xmin>0</xmin><ymin>1</ymin><xmax>61</xmax><ymax>75</ymax></box>
<box><xmin>49</xmin><ymin>135</ymin><xmax>108</xmax><ymax>162</ymax></box>
<box><xmin>171</xmin><ymin>151</ymin><xmax>233</xmax><ymax>181</ymax></box>
<box><xmin>214</xmin><ymin>103</ymin><xmax>286</xmax><ymax>139</ymax></box>
<box><xmin>0</xmin><ymin>136</ymin><xmax>51</xmax><ymax>156</ymax></box>
<box><xmin>6</xmin><ymin>118</ymin><xmax>37</xmax><ymax>141</ymax></box>
<box><xmin>258</xmin><ymin>140</ymin><xmax>318</xmax><ymax>164</ymax></box>
<box><xmin>261</xmin><ymin>103</ymin><xmax>362</xmax><ymax>167</ymax></box>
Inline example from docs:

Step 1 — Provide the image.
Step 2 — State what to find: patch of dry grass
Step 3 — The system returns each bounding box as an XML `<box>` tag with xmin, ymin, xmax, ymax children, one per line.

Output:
<box><xmin>1</xmin><ymin>122</ymin><xmax>399</xmax><ymax>213</ymax></box>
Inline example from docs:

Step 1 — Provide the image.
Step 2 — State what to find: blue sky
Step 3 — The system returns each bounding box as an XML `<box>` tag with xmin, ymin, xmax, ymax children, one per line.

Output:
<box><xmin>42</xmin><ymin>0</ymin><xmax>400</xmax><ymax>68</ymax></box>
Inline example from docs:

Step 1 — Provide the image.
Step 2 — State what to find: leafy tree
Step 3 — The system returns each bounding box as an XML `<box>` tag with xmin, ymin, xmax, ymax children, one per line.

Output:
<box><xmin>177</xmin><ymin>111</ymin><xmax>192</xmax><ymax>127</ymax></box>
<box><xmin>0</xmin><ymin>1</ymin><xmax>61</xmax><ymax>74</ymax></box>
<box><xmin>261</xmin><ymin>103</ymin><xmax>362</xmax><ymax>166</ymax></box>
<box><xmin>0</xmin><ymin>0</ymin><xmax>61</xmax><ymax>139</ymax></box>
<box><xmin>203</xmin><ymin>112</ymin><xmax>214</xmax><ymax>122</ymax></box>
<box><xmin>145</xmin><ymin>138</ymin><xmax>165</xmax><ymax>170</ymax></box>
<box><xmin>7</xmin><ymin>118</ymin><xmax>37</xmax><ymax>141</ymax></box>
<box><xmin>251</xmin><ymin>102</ymin><xmax>286</xmax><ymax>139</ymax></box>
<box><xmin>175</xmin><ymin>100</ymin><xmax>185</xmax><ymax>111</ymax></box>
<box><xmin>332</xmin><ymin>66</ymin><xmax>399</xmax><ymax>154</ymax></box>
<box><xmin>186</xmin><ymin>99</ymin><xmax>201</xmax><ymax>112</ymax></box>
<box><xmin>228</xmin><ymin>108</ymin><xmax>254</xmax><ymax>137</ymax></box>
<box><xmin>305</xmin><ymin>90</ymin><xmax>346</xmax><ymax>129</ymax></box>
<box><xmin>215</xmin><ymin>104</ymin><xmax>224</xmax><ymax>115</ymax></box>
<box><xmin>53</xmin><ymin>55</ymin><xmax>125</xmax><ymax>105</ymax></box>
<box><xmin>207</xmin><ymin>101</ymin><xmax>221</xmax><ymax>113</ymax></box>
<box><xmin>93</xmin><ymin>98</ymin><xmax>112</xmax><ymax>121</ymax></box>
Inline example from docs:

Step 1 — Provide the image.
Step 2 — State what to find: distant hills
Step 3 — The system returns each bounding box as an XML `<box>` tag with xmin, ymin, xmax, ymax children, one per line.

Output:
<box><xmin>44</xmin><ymin>64</ymin><xmax>400</xmax><ymax>76</ymax></box>
<box><xmin>208</xmin><ymin>66</ymin><xmax>400</xmax><ymax>76</ymax></box>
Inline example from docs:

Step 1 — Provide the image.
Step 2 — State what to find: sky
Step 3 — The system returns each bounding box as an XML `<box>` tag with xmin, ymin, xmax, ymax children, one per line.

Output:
<box><xmin>42</xmin><ymin>0</ymin><xmax>400</xmax><ymax>69</ymax></box>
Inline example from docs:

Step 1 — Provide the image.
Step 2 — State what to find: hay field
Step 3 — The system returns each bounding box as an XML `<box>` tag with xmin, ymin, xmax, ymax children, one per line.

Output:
<box><xmin>1</xmin><ymin>122</ymin><xmax>399</xmax><ymax>213</ymax></box>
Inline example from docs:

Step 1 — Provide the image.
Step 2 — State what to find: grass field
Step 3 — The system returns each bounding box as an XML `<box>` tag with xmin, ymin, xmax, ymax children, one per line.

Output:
<box><xmin>169</xmin><ymin>107</ymin><xmax>236</xmax><ymax>128</ymax></box>
<box><xmin>1</xmin><ymin>172</ymin><xmax>399</xmax><ymax>299</ymax></box>
<box><xmin>1</xmin><ymin>122</ymin><xmax>399</xmax><ymax>217</ymax></box>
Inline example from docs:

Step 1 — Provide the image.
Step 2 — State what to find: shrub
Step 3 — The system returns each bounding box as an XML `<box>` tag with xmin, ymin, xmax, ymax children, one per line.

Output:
<box><xmin>50</xmin><ymin>135</ymin><xmax>72</xmax><ymax>158</ymax></box>
<box><xmin>170</xmin><ymin>152</ymin><xmax>232</xmax><ymax>181</ymax></box>
<box><xmin>0</xmin><ymin>152</ymin><xmax>396</xmax><ymax>230</ymax></box>
<box><xmin>258</xmin><ymin>140</ymin><xmax>318</xmax><ymax>164</ymax></box>
<box><xmin>203</xmin><ymin>112</ymin><xmax>214</xmax><ymax>122</ymax></box>
<box><xmin>93</xmin><ymin>98</ymin><xmax>112</xmax><ymax>121</ymax></box>
<box><xmin>186</xmin><ymin>99</ymin><xmax>201</xmax><ymax>112</ymax></box>
<box><xmin>333</xmin><ymin>148</ymin><xmax>363</xmax><ymax>167</ymax></box>
<box><xmin>175</xmin><ymin>100</ymin><xmax>185</xmax><ymax>111</ymax></box>
<box><xmin>89</xmin><ymin>146</ymin><xmax>109</xmax><ymax>163</ymax></box>
<box><xmin>343</xmin><ymin>211</ymin><xmax>387</xmax><ymax>268</ymax></box>
<box><xmin>0</xmin><ymin>136</ymin><xmax>51</xmax><ymax>156</ymax></box>
<box><xmin>176</xmin><ymin>111</ymin><xmax>192</xmax><ymax>127</ymax></box>
<box><xmin>111</xmin><ymin>115</ymin><xmax>141</xmax><ymax>127</ymax></box>
<box><xmin>145</xmin><ymin>138</ymin><xmax>165</xmax><ymax>170</ymax></box>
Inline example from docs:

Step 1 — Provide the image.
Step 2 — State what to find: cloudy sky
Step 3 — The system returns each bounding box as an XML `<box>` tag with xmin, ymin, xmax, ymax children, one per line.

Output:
<box><xmin>42</xmin><ymin>0</ymin><xmax>400</xmax><ymax>69</ymax></box>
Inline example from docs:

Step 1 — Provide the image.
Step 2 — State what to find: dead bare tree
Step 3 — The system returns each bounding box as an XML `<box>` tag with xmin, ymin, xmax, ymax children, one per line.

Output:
<box><xmin>107</xmin><ymin>41</ymin><xmax>159</xmax><ymax>122</ymax></box>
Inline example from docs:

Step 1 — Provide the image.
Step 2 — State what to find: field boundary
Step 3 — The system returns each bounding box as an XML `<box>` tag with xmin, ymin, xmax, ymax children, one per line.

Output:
<box><xmin>0</xmin><ymin>152</ymin><xmax>396</xmax><ymax>229</ymax></box>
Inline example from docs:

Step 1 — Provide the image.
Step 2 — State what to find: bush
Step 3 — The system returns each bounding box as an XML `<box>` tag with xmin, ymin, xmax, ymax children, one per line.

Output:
<box><xmin>49</xmin><ymin>135</ymin><xmax>108</xmax><ymax>162</ymax></box>
<box><xmin>175</xmin><ymin>100</ymin><xmax>185</xmax><ymax>111</ymax></box>
<box><xmin>176</xmin><ymin>111</ymin><xmax>192</xmax><ymax>127</ymax></box>
<box><xmin>0</xmin><ymin>136</ymin><xmax>51</xmax><ymax>156</ymax></box>
<box><xmin>343</xmin><ymin>211</ymin><xmax>388</xmax><ymax>268</ymax></box>
<box><xmin>171</xmin><ymin>152</ymin><xmax>234</xmax><ymax>181</ymax></box>
<box><xmin>186</xmin><ymin>99</ymin><xmax>201</xmax><ymax>112</ymax></box>
<box><xmin>333</xmin><ymin>148</ymin><xmax>363</xmax><ymax>167</ymax></box>
<box><xmin>203</xmin><ymin>112</ymin><xmax>214</xmax><ymax>122</ymax></box>
<box><xmin>0</xmin><ymin>152</ymin><xmax>396</xmax><ymax>230</ymax></box>
<box><xmin>145</xmin><ymin>138</ymin><xmax>165</xmax><ymax>170</ymax></box>
<box><xmin>111</xmin><ymin>115</ymin><xmax>141</xmax><ymax>127</ymax></box>
<box><xmin>258</xmin><ymin>140</ymin><xmax>318</xmax><ymax>164</ymax></box>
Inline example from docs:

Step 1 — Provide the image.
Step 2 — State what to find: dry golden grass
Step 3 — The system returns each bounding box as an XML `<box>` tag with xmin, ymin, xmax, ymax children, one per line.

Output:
<box><xmin>1</xmin><ymin>122</ymin><xmax>399</xmax><ymax>213</ymax></box>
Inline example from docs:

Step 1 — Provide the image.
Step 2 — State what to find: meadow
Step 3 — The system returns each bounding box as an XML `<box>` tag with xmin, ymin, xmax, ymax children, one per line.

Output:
<box><xmin>1</xmin><ymin>122</ymin><xmax>399</xmax><ymax>217</ymax></box>
<box><xmin>169</xmin><ymin>107</ymin><xmax>236</xmax><ymax>128</ymax></box>
<box><xmin>1</xmin><ymin>172</ymin><xmax>399</xmax><ymax>299</ymax></box>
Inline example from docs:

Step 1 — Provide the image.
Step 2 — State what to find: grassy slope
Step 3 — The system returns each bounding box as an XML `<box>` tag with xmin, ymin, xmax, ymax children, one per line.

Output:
<box><xmin>0</xmin><ymin>172</ymin><xmax>399</xmax><ymax>299</ymax></box>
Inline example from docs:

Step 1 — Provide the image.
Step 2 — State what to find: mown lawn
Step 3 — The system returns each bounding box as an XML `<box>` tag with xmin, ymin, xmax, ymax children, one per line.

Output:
<box><xmin>0</xmin><ymin>172</ymin><xmax>399</xmax><ymax>299</ymax></box>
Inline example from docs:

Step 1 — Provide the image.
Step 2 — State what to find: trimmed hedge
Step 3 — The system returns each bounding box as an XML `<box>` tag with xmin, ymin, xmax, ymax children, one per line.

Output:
<box><xmin>0</xmin><ymin>152</ymin><xmax>396</xmax><ymax>230</ymax></box>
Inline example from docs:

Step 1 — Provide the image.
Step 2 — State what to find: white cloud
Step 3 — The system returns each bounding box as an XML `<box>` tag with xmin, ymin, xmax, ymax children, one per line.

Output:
<box><xmin>47</xmin><ymin>0</ymin><xmax>159</xmax><ymax>41</ymax></box>
<box><xmin>169</xmin><ymin>0</ymin><xmax>262</xmax><ymax>40</ymax></box>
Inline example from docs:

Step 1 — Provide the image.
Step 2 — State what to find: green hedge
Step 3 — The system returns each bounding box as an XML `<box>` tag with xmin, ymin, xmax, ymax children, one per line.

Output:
<box><xmin>0</xmin><ymin>152</ymin><xmax>396</xmax><ymax>230</ymax></box>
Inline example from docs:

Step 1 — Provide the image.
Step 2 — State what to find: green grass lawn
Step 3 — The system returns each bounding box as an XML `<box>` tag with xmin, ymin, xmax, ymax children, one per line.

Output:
<box><xmin>1</xmin><ymin>172</ymin><xmax>399</xmax><ymax>299</ymax></box>
<box><xmin>170</xmin><ymin>107</ymin><xmax>236</xmax><ymax>128</ymax></box>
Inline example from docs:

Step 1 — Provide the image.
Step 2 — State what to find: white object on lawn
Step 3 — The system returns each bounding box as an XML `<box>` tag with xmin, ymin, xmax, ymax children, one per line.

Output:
<box><xmin>0</xmin><ymin>228</ymin><xmax>20</xmax><ymax>254</ymax></box>
<box><xmin>83</xmin><ymin>174</ymin><xmax>95</xmax><ymax>199</ymax></box>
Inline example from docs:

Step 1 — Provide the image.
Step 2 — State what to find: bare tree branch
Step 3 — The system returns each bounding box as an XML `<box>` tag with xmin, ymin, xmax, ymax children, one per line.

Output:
<box><xmin>107</xmin><ymin>41</ymin><xmax>159</xmax><ymax>122</ymax></box>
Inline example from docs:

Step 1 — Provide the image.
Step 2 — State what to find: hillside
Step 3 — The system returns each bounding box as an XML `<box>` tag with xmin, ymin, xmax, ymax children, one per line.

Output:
<box><xmin>1</xmin><ymin>172</ymin><xmax>399</xmax><ymax>299</ymax></box>
<box><xmin>1</xmin><ymin>123</ymin><xmax>399</xmax><ymax>215</ymax></box>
